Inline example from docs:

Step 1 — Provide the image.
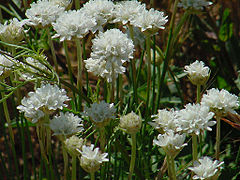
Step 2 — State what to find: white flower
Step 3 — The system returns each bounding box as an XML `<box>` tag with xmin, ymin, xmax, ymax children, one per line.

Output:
<box><xmin>176</xmin><ymin>103</ymin><xmax>215</xmax><ymax>135</ymax></box>
<box><xmin>20</xmin><ymin>56</ymin><xmax>50</xmax><ymax>80</ymax></box>
<box><xmin>78</xmin><ymin>144</ymin><xmax>108</xmax><ymax>173</ymax></box>
<box><xmin>113</xmin><ymin>0</ymin><xmax>146</xmax><ymax>25</ymax></box>
<box><xmin>0</xmin><ymin>18</ymin><xmax>25</xmax><ymax>44</ymax></box>
<box><xmin>188</xmin><ymin>156</ymin><xmax>224</xmax><ymax>179</ymax></box>
<box><xmin>50</xmin><ymin>112</ymin><xmax>84</xmax><ymax>136</ymax></box>
<box><xmin>119</xmin><ymin>111</ymin><xmax>142</xmax><ymax>134</ymax></box>
<box><xmin>131</xmin><ymin>8</ymin><xmax>168</xmax><ymax>35</ymax></box>
<box><xmin>17</xmin><ymin>83</ymin><xmax>70</xmax><ymax>123</ymax></box>
<box><xmin>184</xmin><ymin>60</ymin><xmax>210</xmax><ymax>85</ymax></box>
<box><xmin>84</xmin><ymin>29</ymin><xmax>134</xmax><ymax>82</ymax></box>
<box><xmin>201</xmin><ymin>88</ymin><xmax>239</xmax><ymax>116</ymax></box>
<box><xmin>151</xmin><ymin>109</ymin><xmax>178</xmax><ymax>132</ymax></box>
<box><xmin>25</xmin><ymin>0</ymin><xmax>65</xmax><ymax>27</ymax></box>
<box><xmin>65</xmin><ymin>135</ymin><xmax>84</xmax><ymax>156</ymax></box>
<box><xmin>0</xmin><ymin>52</ymin><xmax>15</xmax><ymax>75</ymax></box>
<box><xmin>49</xmin><ymin>0</ymin><xmax>71</xmax><ymax>8</ymax></box>
<box><xmin>178</xmin><ymin>0</ymin><xmax>213</xmax><ymax>10</ymax></box>
<box><xmin>81</xmin><ymin>0</ymin><xmax>115</xmax><ymax>33</ymax></box>
<box><xmin>153</xmin><ymin>131</ymin><xmax>187</xmax><ymax>155</ymax></box>
<box><xmin>52</xmin><ymin>10</ymin><xmax>96</xmax><ymax>41</ymax></box>
<box><xmin>83</xmin><ymin>100</ymin><xmax>116</xmax><ymax>127</ymax></box>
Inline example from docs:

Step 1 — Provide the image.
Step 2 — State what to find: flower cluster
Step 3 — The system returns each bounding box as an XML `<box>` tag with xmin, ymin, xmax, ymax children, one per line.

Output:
<box><xmin>84</xmin><ymin>29</ymin><xmax>134</xmax><ymax>82</ymax></box>
<box><xmin>201</xmin><ymin>88</ymin><xmax>239</xmax><ymax>116</ymax></box>
<box><xmin>178</xmin><ymin>0</ymin><xmax>213</xmax><ymax>10</ymax></box>
<box><xmin>184</xmin><ymin>60</ymin><xmax>210</xmax><ymax>85</ymax></box>
<box><xmin>188</xmin><ymin>156</ymin><xmax>224</xmax><ymax>179</ymax></box>
<box><xmin>52</xmin><ymin>10</ymin><xmax>96</xmax><ymax>41</ymax></box>
<box><xmin>119</xmin><ymin>112</ymin><xmax>142</xmax><ymax>134</ymax></box>
<box><xmin>0</xmin><ymin>18</ymin><xmax>26</xmax><ymax>44</ymax></box>
<box><xmin>49</xmin><ymin>112</ymin><xmax>84</xmax><ymax>136</ymax></box>
<box><xmin>17</xmin><ymin>84</ymin><xmax>70</xmax><ymax>123</ymax></box>
<box><xmin>25</xmin><ymin>0</ymin><xmax>65</xmax><ymax>27</ymax></box>
<box><xmin>78</xmin><ymin>144</ymin><xmax>108</xmax><ymax>173</ymax></box>
<box><xmin>176</xmin><ymin>103</ymin><xmax>215</xmax><ymax>135</ymax></box>
<box><xmin>83</xmin><ymin>100</ymin><xmax>116</xmax><ymax>127</ymax></box>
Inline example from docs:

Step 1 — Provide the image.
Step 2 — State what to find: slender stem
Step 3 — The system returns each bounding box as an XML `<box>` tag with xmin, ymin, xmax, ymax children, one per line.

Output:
<box><xmin>71</xmin><ymin>155</ymin><xmax>77</xmax><ymax>180</ymax></box>
<box><xmin>63</xmin><ymin>40</ymin><xmax>74</xmax><ymax>85</ymax></box>
<box><xmin>47</xmin><ymin>27</ymin><xmax>58</xmax><ymax>74</ymax></box>
<box><xmin>166</xmin><ymin>154</ymin><xmax>176</xmax><ymax>180</ymax></box>
<box><xmin>0</xmin><ymin>8</ymin><xmax>3</xmax><ymax>23</ymax></box>
<box><xmin>75</xmin><ymin>38</ymin><xmax>83</xmax><ymax>110</ymax></box>
<box><xmin>36</xmin><ymin>124</ymin><xmax>48</xmax><ymax>162</ymax></box>
<box><xmin>99</xmin><ymin>127</ymin><xmax>106</xmax><ymax>152</ymax></box>
<box><xmin>216</xmin><ymin>116</ymin><xmax>221</xmax><ymax>160</ymax></box>
<box><xmin>196</xmin><ymin>85</ymin><xmax>201</xmax><ymax>103</ymax></box>
<box><xmin>192</xmin><ymin>134</ymin><xmax>198</xmax><ymax>162</ymax></box>
<box><xmin>75</xmin><ymin>0</ymin><xmax>80</xmax><ymax>9</ymax></box>
<box><xmin>1</xmin><ymin>90</ymin><xmax>15</xmax><ymax>143</ymax></box>
<box><xmin>145</xmin><ymin>35</ymin><xmax>151</xmax><ymax>116</ymax></box>
<box><xmin>128</xmin><ymin>25</ymin><xmax>138</xmax><ymax>106</ymax></box>
<box><xmin>62</xmin><ymin>142</ymin><xmax>68</xmax><ymax>180</ymax></box>
<box><xmin>128</xmin><ymin>133</ymin><xmax>137</xmax><ymax>180</ymax></box>
<box><xmin>90</xmin><ymin>172</ymin><xmax>95</xmax><ymax>180</ymax></box>
<box><xmin>111</xmin><ymin>68</ymin><xmax>115</xmax><ymax>103</ymax></box>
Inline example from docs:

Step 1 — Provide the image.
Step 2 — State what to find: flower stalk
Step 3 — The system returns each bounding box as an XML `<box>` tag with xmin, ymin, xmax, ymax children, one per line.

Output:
<box><xmin>128</xmin><ymin>133</ymin><xmax>137</xmax><ymax>180</ymax></box>
<box><xmin>76</xmin><ymin>38</ymin><xmax>83</xmax><ymax>110</ymax></box>
<box><xmin>146</xmin><ymin>35</ymin><xmax>151</xmax><ymax>116</ymax></box>
<box><xmin>166</xmin><ymin>154</ymin><xmax>176</xmax><ymax>180</ymax></box>
<box><xmin>71</xmin><ymin>155</ymin><xmax>77</xmax><ymax>180</ymax></box>
<box><xmin>47</xmin><ymin>27</ymin><xmax>58</xmax><ymax>74</ymax></box>
<box><xmin>216</xmin><ymin>115</ymin><xmax>221</xmax><ymax>160</ymax></box>
<box><xmin>99</xmin><ymin>127</ymin><xmax>106</xmax><ymax>152</ymax></box>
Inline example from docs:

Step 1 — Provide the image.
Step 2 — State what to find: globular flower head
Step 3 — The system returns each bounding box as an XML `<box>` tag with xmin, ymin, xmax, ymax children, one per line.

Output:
<box><xmin>78</xmin><ymin>144</ymin><xmax>108</xmax><ymax>173</ymax></box>
<box><xmin>153</xmin><ymin>131</ymin><xmax>187</xmax><ymax>156</ymax></box>
<box><xmin>83</xmin><ymin>101</ymin><xmax>116</xmax><ymax>127</ymax></box>
<box><xmin>0</xmin><ymin>18</ymin><xmax>25</xmax><ymax>44</ymax></box>
<box><xmin>52</xmin><ymin>10</ymin><xmax>96</xmax><ymax>41</ymax></box>
<box><xmin>84</xmin><ymin>29</ymin><xmax>134</xmax><ymax>82</ymax></box>
<box><xmin>184</xmin><ymin>60</ymin><xmax>210</xmax><ymax>86</ymax></box>
<box><xmin>65</xmin><ymin>135</ymin><xmax>84</xmax><ymax>156</ymax></box>
<box><xmin>201</xmin><ymin>88</ymin><xmax>239</xmax><ymax>116</ymax></box>
<box><xmin>0</xmin><ymin>52</ymin><xmax>16</xmax><ymax>77</ymax></box>
<box><xmin>176</xmin><ymin>103</ymin><xmax>215</xmax><ymax>135</ymax></box>
<box><xmin>81</xmin><ymin>0</ymin><xmax>115</xmax><ymax>33</ymax></box>
<box><xmin>50</xmin><ymin>112</ymin><xmax>84</xmax><ymax>136</ymax></box>
<box><xmin>119</xmin><ymin>111</ymin><xmax>142</xmax><ymax>134</ymax></box>
<box><xmin>178</xmin><ymin>0</ymin><xmax>213</xmax><ymax>10</ymax></box>
<box><xmin>25</xmin><ymin>0</ymin><xmax>65</xmax><ymax>27</ymax></box>
<box><xmin>132</xmin><ymin>8</ymin><xmax>168</xmax><ymax>36</ymax></box>
<box><xmin>17</xmin><ymin>83</ymin><xmax>70</xmax><ymax>123</ymax></box>
<box><xmin>113</xmin><ymin>0</ymin><xmax>146</xmax><ymax>25</ymax></box>
<box><xmin>188</xmin><ymin>156</ymin><xmax>224</xmax><ymax>179</ymax></box>
<box><xmin>151</xmin><ymin>109</ymin><xmax>178</xmax><ymax>133</ymax></box>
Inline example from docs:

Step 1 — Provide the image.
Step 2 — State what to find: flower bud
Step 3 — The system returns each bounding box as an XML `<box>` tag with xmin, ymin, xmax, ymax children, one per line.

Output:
<box><xmin>119</xmin><ymin>111</ymin><xmax>142</xmax><ymax>134</ymax></box>
<box><xmin>64</xmin><ymin>135</ymin><xmax>84</xmax><ymax>157</ymax></box>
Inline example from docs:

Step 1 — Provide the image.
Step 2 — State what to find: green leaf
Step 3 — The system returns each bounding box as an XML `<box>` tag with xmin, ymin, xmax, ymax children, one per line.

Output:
<box><xmin>219</xmin><ymin>8</ymin><xmax>233</xmax><ymax>42</ymax></box>
<box><xmin>5</xmin><ymin>120</ymin><xmax>36</xmax><ymax>128</ymax></box>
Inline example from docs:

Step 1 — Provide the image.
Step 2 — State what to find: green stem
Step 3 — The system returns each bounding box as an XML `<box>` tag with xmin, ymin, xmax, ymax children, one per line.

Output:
<box><xmin>1</xmin><ymin>90</ymin><xmax>15</xmax><ymax>143</ymax></box>
<box><xmin>63</xmin><ymin>40</ymin><xmax>74</xmax><ymax>85</ymax></box>
<box><xmin>47</xmin><ymin>27</ymin><xmax>58</xmax><ymax>74</ymax></box>
<box><xmin>216</xmin><ymin>116</ymin><xmax>221</xmax><ymax>160</ymax></box>
<box><xmin>192</xmin><ymin>134</ymin><xmax>198</xmax><ymax>162</ymax></box>
<box><xmin>75</xmin><ymin>38</ymin><xmax>83</xmax><ymax>110</ymax></box>
<box><xmin>128</xmin><ymin>25</ymin><xmax>138</xmax><ymax>106</ymax></box>
<box><xmin>75</xmin><ymin>0</ymin><xmax>80</xmax><ymax>9</ymax></box>
<box><xmin>196</xmin><ymin>85</ymin><xmax>201</xmax><ymax>103</ymax></box>
<box><xmin>62</xmin><ymin>142</ymin><xmax>68</xmax><ymax>180</ymax></box>
<box><xmin>36</xmin><ymin>123</ymin><xmax>48</xmax><ymax>162</ymax></box>
<box><xmin>71</xmin><ymin>155</ymin><xmax>77</xmax><ymax>180</ymax></box>
<box><xmin>166</xmin><ymin>154</ymin><xmax>176</xmax><ymax>180</ymax></box>
<box><xmin>99</xmin><ymin>127</ymin><xmax>106</xmax><ymax>152</ymax></box>
<box><xmin>145</xmin><ymin>35</ymin><xmax>151</xmax><ymax>116</ymax></box>
<box><xmin>111</xmin><ymin>67</ymin><xmax>115</xmax><ymax>103</ymax></box>
<box><xmin>90</xmin><ymin>172</ymin><xmax>95</xmax><ymax>180</ymax></box>
<box><xmin>128</xmin><ymin>133</ymin><xmax>137</xmax><ymax>180</ymax></box>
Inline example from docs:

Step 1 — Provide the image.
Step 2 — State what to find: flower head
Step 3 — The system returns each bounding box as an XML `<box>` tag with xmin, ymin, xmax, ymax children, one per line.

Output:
<box><xmin>132</xmin><ymin>8</ymin><xmax>168</xmax><ymax>36</ymax></box>
<box><xmin>50</xmin><ymin>112</ymin><xmax>84</xmax><ymax>136</ymax></box>
<box><xmin>119</xmin><ymin>112</ymin><xmax>142</xmax><ymax>134</ymax></box>
<box><xmin>78</xmin><ymin>144</ymin><xmax>108</xmax><ymax>173</ymax></box>
<box><xmin>52</xmin><ymin>10</ymin><xmax>96</xmax><ymax>41</ymax></box>
<box><xmin>17</xmin><ymin>83</ymin><xmax>70</xmax><ymax>123</ymax></box>
<box><xmin>153</xmin><ymin>131</ymin><xmax>187</xmax><ymax>156</ymax></box>
<box><xmin>184</xmin><ymin>60</ymin><xmax>210</xmax><ymax>85</ymax></box>
<box><xmin>84</xmin><ymin>29</ymin><xmax>134</xmax><ymax>82</ymax></box>
<box><xmin>188</xmin><ymin>156</ymin><xmax>224</xmax><ymax>179</ymax></box>
<box><xmin>0</xmin><ymin>52</ymin><xmax>15</xmax><ymax>76</ymax></box>
<box><xmin>0</xmin><ymin>18</ymin><xmax>25</xmax><ymax>44</ymax></box>
<box><xmin>151</xmin><ymin>109</ymin><xmax>178</xmax><ymax>133</ymax></box>
<box><xmin>65</xmin><ymin>135</ymin><xmax>84</xmax><ymax>156</ymax></box>
<box><xmin>81</xmin><ymin>0</ymin><xmax>115</xmax><ymax>33</ymax></box>
<box><xmin>83</xmin><ymin>101</ymin><xmax>116</xmax><ymax>127</ymax></box>
<box><xmin>25</xmin><ymin>0</ymin><xmax>65</xmax><ymax>27</ymax></box>
<box><xmin>201</xmin><ymin>88</ymin><xmax>239</xmax><ymax>116</ymax></box>
<box><xmin>176</xmin><ymin>103</ymin><xmax>215</xmax><ymax>135</ymax></box>
<box><xmin>113</xmin><ymin>0</ymin><xmax>146</xmax><ymax>25</ymax></box>
<box><xmin>178</xmin><ymin>0</ymin><xmax>213</xmax><ymax>10</ymax></box>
